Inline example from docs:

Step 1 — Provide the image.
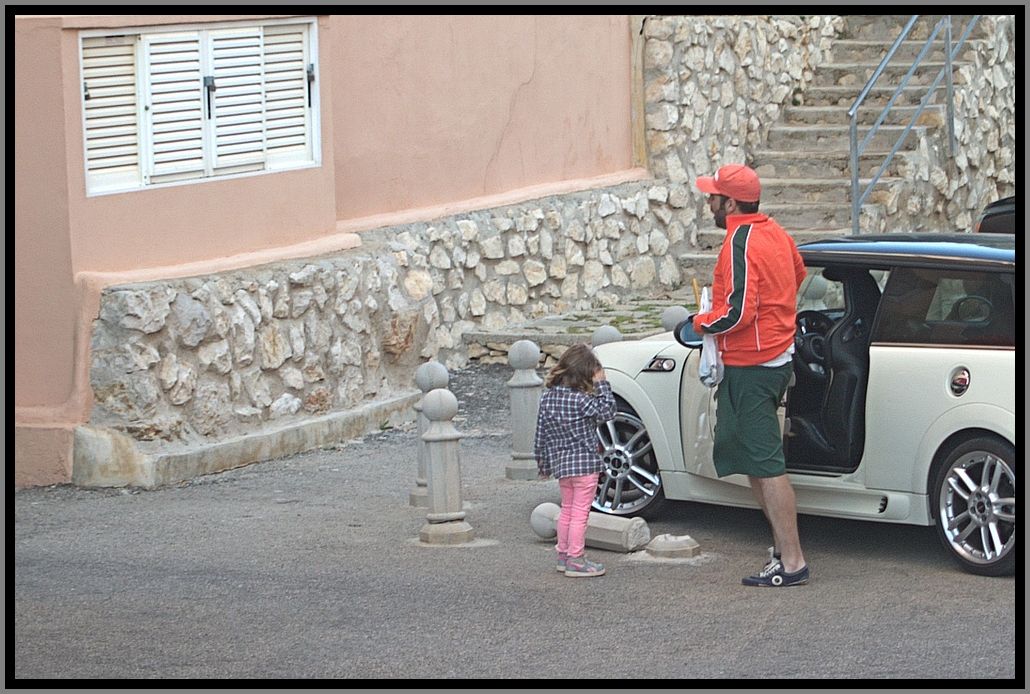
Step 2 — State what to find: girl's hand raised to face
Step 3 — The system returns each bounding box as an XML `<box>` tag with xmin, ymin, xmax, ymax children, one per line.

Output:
<box><xmin>593</xmin><ymin>367</ymin><xmax>607</xmax><ymax>382</ymax></box>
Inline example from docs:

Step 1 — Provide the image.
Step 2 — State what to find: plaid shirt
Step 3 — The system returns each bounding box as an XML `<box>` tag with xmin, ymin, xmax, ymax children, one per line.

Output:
<box><xmin>534</xmin><ymin>380</ymin><xmax>617</xmax><ymax>479</ymax></box>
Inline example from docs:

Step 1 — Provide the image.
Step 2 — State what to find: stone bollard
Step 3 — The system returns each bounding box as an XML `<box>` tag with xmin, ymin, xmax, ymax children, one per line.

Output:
<box><xmin>506</xmin><ymin>340</ymin><xmax>543</xmax><ymax>481</ymax></box>
<box><xmin>530</xmin><ymin>502</ymin><xmax>651</xmax><ymax>552</ymax></box>
<box><xmin>661</xmin><ymin>306</ymin><xmax>691</xmax><ymax>332</ymax></box>
<box><xmin>410</xmin><ymin>361</ymin><xmax>449</xmax><ymax>507</ymax></box>
<box><xmin>591</xmin><ymin>325</ymin><xmax>622</xmax><ymax>347</ymax></box>
<box><xmin>419</xmin><ymin>388</ymin><xmax>474</xmax><ymax>545</ymax></box>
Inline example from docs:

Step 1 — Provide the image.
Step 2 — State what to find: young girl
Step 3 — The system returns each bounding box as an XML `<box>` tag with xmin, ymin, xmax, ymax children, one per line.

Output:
<box><xmin>534</xmin><ymin>343</ymin><xmax>617</xmax><ymax>577</ymax></box>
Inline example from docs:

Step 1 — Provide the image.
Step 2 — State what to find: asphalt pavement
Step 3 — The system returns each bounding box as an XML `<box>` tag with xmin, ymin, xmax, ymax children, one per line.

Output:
<box><xmin>13</xmin><ymin>364</ymin><xmax>1018</xmax><ymax>682</ymax></box>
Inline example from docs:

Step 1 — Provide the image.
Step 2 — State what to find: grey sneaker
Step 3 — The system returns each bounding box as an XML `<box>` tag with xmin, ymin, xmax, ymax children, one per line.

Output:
<box><xmin>564</xmin><ymin>555</ymin><xmax>606</xmax><ymax>577</ymax></box>
<box><xmin>556</xmin><ymin>552</ymin><xmax>567</xmax><ymax>572</ymax></box>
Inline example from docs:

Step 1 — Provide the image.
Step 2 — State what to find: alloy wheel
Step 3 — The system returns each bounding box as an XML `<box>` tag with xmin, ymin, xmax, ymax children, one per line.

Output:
<box><xmin>593</xmin><ymin>410</ymin><xmax>662</xmax><ymax>516</ymax></box>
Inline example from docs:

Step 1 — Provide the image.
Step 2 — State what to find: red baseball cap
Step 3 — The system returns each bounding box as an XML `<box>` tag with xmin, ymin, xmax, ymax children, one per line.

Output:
<box><xmin>695</xmin><ymin>164</ymin><xmax>761</xmax><ymax>203</ymax></box>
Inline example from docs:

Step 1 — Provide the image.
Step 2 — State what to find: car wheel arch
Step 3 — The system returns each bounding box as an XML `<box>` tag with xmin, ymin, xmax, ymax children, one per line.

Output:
<box><xmin>910</xmin><ymin>404</ymin><xmax>1016</xmax><ymax>496</ymax></box>
<box><xmin>600</xmin><ymin>369</ymin><xmax>681</xmax><ymax>474</ymax></box>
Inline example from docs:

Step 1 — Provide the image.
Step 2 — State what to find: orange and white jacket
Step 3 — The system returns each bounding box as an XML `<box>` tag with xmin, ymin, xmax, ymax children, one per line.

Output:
<box><xmin>692</xmin><ymin>213</ymin><xmax>806</xmax><ymax>367</ymax></box>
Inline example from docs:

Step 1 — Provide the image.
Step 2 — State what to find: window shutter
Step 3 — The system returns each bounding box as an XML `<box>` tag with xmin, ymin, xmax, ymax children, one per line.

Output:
<box><xmin>142</xmin><ymin>33</ymin><xmax>206</xmax><ymax>184</ymax></box>
<box><xmin>82</xmin><ymin>19</ymin><xmax>318</xmax><ymax>195</ymax></box>
<box><xmin>263</xmin><ymin>24</ymin><xmax>313</xmax><ymax>168</ymax></box>
<box><xmin>82</xmin><ymin>35</ymin><xmax>140</xmax><ymax>193</ymax></box>
<box><xmin>209</xmin><ymin>28</ymin><xmax>266</xmax><ymax>175</ymax></box>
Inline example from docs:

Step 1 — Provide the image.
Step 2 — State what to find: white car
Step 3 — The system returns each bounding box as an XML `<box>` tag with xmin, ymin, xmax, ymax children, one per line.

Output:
<box><xmin>593</xmin><ymin>233</ymin><xmax>1016</xmax><ymax>576</ymax></box>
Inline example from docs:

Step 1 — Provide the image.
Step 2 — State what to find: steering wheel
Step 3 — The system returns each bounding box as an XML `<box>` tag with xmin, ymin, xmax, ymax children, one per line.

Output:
<box><xmin>946</xmin><ymin>295</ymin><xmax>993</xmax><ymax>322</ymax></box>
<box><xmin>795</xmin><ymin>310</ymin><xmax>834</xmax><ymax>372</ymax></box>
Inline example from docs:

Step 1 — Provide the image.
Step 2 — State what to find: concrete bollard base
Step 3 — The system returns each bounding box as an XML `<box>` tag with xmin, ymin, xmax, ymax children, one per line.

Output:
<box><xmin>419</xmin><ymin>521</ymin><xmax>475</xmax><ymax>545</ymax></box>
<box><xmin>645</xmin><ymin>533</ymin><xmax>701</xmax><ymax>558</ymax></box>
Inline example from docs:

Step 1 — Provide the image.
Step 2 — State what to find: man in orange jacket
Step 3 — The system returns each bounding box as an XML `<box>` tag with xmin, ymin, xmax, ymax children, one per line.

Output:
<box><xmin>690</xmin><ymin>164</ymin><xmax>810</xmax><ymax>587</ymax></box>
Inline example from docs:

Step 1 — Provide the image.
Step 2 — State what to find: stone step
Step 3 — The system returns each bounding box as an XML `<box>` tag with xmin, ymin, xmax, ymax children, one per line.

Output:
<box><xmin>695</xmin><ymin>228</ymin><xmax>849</xmax><ymax>251</ymax></box>
<box><xmin>798</xmin><ymin>85</ymin><xmax>947</xmax><ymax>108</ymax></box>
<box><xmin>782</xmin><ymin>104</ymin><xmax>947</xmax><ymax>127</ymax></box>
<box><xmin>827</xmin><ymin>38</ymin><xmax>984</xmax><ymax>63</ymax></box>
<box><xmin>752</xmin><ymin>150</ymin><xmax>913</xmax><ymax>179</ymax></box>
<box><xmin>677</xmin><ymin>251</ymin><xmax>718</xmax><ymax>283</ymax></box>
<box><xmin>758</xmin><ymin>202</ymin><xmax>886</xmax><ymax>232</ymax></box>
<box><xmin>841</xmin><ymin>15</ymin><xmax>984</xmax><ymax>41</ymax></box>
<box><xmin>809</xmin><ymin>61</ymin><xmax>971</xmax><ymax>89</ymax></box>
<box><xmin>760</xmin><ymin>177</ymin><xmax>900</xmax><ymax>205</ymax></box>
<box><xmin>766</xmin><ymin>124</ymin><xmax>931</xmax><ymax>151</ymax></box>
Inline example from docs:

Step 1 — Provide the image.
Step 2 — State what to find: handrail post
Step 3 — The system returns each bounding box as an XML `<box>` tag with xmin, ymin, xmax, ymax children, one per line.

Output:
<box><xmin>850</xmin><ymin>116</ymin><xmax>860</xmax><ymax>235</ymax></box>
<box><xmin>944</xmin><ymin>16</ymin><xmax>956</xmax><ymax>156</ymax></box>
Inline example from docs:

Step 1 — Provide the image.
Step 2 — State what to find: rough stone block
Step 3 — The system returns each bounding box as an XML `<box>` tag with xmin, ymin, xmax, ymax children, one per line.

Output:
<box><xmin>645</xmin><ymin>533</ymin><xmax>701</xmax><ymax>558</ymax></box>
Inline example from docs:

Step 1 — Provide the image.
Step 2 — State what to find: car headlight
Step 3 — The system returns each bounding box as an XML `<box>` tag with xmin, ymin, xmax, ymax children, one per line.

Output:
<box><xmin>643</xmin><ymin>357</ymin><xmax>676</xmax><ymax>372</ymax></box>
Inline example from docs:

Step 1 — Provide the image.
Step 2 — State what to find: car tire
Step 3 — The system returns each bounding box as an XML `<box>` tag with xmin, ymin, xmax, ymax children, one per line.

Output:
<box><xmin>931</xmin><ymin>436</ymin><xmax>1016</xmax><ymax>576</ymax></box>
<box><xmin>593</xmin><ymin>400</ymin><xmax>665</xmax><ymax>519</ymax></box>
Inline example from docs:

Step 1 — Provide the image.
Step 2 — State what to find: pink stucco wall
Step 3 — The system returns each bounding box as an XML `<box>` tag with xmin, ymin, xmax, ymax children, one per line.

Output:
<box><xmin>332</xmin><ymin>15</ymin><xmax>633</xmax><ymax>220</ymax></box>
<box><xmin>14</xmin><ymin>14</ymin><xmax>637</xmax><ymax>486</ymax></box>
<box><xmin>15</xmin><ymin>17</ymin><xmax>77</xmax><ymax>407</ymax></box>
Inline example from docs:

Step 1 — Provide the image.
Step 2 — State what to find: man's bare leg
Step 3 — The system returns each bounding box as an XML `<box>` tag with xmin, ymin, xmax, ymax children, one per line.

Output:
<box><xmin>749</xmin><ymin>482</ymin><xmax>782</xmax><ymax>555</ymax></box>
<box><xmin>750</xmin><ymin>475</ymin><xmax>805</xmax><ymax>573</ymax></box>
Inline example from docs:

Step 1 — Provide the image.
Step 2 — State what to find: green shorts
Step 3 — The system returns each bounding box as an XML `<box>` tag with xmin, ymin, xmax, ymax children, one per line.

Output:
<box><xmin>713</xmin><ymin>363</ymin><xmax>792</xmax><ymax>478</ymax></box>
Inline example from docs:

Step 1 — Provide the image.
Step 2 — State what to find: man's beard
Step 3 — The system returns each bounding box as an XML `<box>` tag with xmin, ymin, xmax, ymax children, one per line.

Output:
<box><xmin>714</xmin><ymin>207</ymin><xmax>727</xmax><ymax>229</ymax></box>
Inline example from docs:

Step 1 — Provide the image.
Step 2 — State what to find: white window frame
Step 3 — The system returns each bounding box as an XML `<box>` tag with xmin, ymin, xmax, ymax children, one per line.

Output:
<box><xmin>79</xmin><ymin>17</ymin><xmax>321</xmax><ymax>196</ymax></box>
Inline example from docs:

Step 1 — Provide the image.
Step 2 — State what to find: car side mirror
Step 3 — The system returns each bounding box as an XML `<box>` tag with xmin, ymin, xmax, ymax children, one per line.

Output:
<box><xmin>674</xmin><ymin>318</ymin><xmax>704</xmax><ymax>349</ymax></box>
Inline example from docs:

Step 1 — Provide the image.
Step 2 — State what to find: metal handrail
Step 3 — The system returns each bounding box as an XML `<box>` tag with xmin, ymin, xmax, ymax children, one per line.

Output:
<box><xmin>848</xmin><ymin>15</ymin><xmax>981</xmax><ymax>234</ymax></box>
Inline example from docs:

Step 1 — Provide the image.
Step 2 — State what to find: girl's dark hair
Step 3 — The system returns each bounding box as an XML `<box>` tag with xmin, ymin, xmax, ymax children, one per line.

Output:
<box><xmin>545</xmin><ymin>343</ymin><xmax>600</xmax><ymax>393</ymax></box>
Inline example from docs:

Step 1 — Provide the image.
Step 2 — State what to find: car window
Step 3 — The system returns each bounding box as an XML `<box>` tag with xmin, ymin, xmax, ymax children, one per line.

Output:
<box><xmin>874</xmin><ymin>268</ymin><xmax>1014</xmax><ymax>347</ymax></box>
<box><xmin>797</xmin><ymin>267</ymin><xmax>844</xmax><ymax>311</ymax></box>
<box><xmin>797</xmin><ymin>267</ymin><xmax>889</xmax><ymax>312</ymax></box>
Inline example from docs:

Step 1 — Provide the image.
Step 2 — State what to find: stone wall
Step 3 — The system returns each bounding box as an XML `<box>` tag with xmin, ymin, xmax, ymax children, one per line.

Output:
<box><xmin>642</xmin><ymin>15</ymin><xmax>844</xmax><ymax>224</ymax></box>
<box><xmin>89</xmin><ymin>181</ymin><xmax>696</xmax><ymax>444</ymax></box>
<box><xmin>886</xmin><ymin>15</ymin><xmax>1016</xmax><ymax>231</ymax></box>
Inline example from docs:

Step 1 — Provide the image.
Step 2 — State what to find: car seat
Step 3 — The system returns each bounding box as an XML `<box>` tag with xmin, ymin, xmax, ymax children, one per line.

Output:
<box><xmin>787</xmin><ymin>268</ymin><xmax>881</xmax><ymax>472</ymax></box>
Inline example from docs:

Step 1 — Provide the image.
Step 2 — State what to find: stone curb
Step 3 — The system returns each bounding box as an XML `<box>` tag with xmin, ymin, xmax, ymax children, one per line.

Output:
<box><xmin>72</xmin><ymin>390</ymin><xmax>420</xmax><ymax>488</ymax></box>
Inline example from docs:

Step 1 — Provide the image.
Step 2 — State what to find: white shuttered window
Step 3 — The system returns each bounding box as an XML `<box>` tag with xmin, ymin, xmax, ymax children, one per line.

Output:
<box><xmin>80</xmin><ymin>19</ymin><xmax>319</xmax><ymax>195</ymax></box>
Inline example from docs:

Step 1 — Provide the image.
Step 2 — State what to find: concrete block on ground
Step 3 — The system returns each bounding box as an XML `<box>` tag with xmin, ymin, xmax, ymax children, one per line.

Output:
<box><xmin>645</xmin><ymin>533</ymin><xmax>701</xmax><ymax>558</ymax></box>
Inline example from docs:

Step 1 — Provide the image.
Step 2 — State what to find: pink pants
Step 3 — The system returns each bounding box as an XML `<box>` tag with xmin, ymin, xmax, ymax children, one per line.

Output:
<box><xmin>556</xmin><ymin>473</ymin><xmax>600</xmax><ymax>558</ymax></box>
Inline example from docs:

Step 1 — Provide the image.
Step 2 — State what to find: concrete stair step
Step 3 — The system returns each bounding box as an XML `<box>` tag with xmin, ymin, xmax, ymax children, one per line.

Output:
<box><xmin>760</xmin><ymin>177</ymin><xmax>901</xmax><ymax>205</ymax></box>
<box><xmin>752</xmin><ymin>150</ymin><xmax>913</xmax><ymax>179</ymax></box>
<box><xmin>677</xmin><ymin>251</ymin><xmax>719</xmax><ymax>282</ymax></box>
<box><xmin>798</xmin><ymin>85</ymin><xmax>946</xmax><ymax>107</ymax></box>
<box><xmin>694</xmin><ymin>228</ymin><xmax>849</xmax><ymax>251</ymax></box>
<box><xmin>827</xmin><ymin>38</ymin><xmax>984</xmax><ymax>63</ymax></box>
<box><xmin>841</xmin><ymin>15</ymin><xmax>984</xmax><ymax>41</ymax></box>
<box><xmin>809</xmin><ymin>61</ymin><xmax>971</xmax><ymax>89</ymax></box>
<box><xmin>758</xmin><ymin>202</ymin><xmax>885</xmax><ymax>232</ymax></box>
<box><xmin>766</xmin><ymin>124</ymin><xmax>930</xmax><ymax>151</ymax></box>
<box><xmin>782</xmin><ymin>104</ymin><xmax>947</xmax><ymax>127</ymax></box>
